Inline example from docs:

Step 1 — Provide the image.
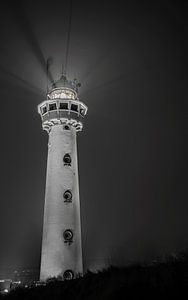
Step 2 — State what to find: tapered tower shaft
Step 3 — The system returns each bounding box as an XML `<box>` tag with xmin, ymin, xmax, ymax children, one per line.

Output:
<box><xmin>38</xmin><ymin>75</ymin><xmax>87</xmax><ymax>281</ymax></box>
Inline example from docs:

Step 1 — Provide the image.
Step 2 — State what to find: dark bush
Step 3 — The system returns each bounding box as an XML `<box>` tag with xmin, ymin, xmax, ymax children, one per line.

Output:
<box><xmin>2</xmin><ymin>250</ymin><xmax>188</xmax><ymax>299</ymax></box>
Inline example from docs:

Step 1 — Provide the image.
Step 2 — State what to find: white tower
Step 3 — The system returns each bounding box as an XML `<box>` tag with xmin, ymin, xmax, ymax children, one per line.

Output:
<box><xmin>38</xmin><ymin>74</ymin><xmax>87</xmax><ymax>281</ymax></box>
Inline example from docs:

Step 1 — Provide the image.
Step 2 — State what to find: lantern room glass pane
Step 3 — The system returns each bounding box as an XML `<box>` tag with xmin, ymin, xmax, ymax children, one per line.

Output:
<box><xmin>59</xmin><ymin>102</ymin><xmax>68</xmax><ymax>110</ymax></box>
<box><xmin>49</xmin><ymin>88</ymin><xmax>76</xmax><ymax>100</ymax></box>
<box><xmin>71</xmin><ymin>104</ymin><xmax>78</xmax><ymax>112</ymax></box>
<box><xmin>49</xmin><ymin>103</ymin><xmax>57</xmax><ymax>111</ymax></box>
<box><xmin>41</xmin><ymin>106</ymin><xmax>47</xmax><ymax>115</ymax></box>
<box><xmin>80</xmin><ymin>107</ymin><xmax>86</xmax><ymax>116</ymax></box>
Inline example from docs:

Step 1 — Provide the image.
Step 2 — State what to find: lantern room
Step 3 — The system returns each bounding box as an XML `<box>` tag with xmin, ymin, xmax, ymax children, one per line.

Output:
<box><xmin>38</xmin><ymin>74</ymin><xmax>87</xmax><ymax>132</ymax></box>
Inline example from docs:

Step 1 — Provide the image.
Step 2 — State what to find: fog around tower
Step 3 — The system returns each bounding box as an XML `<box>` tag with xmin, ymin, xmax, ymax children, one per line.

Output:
<box><xmin>0</xmin><ymin>0</ymin><xmax>187</xmax><ymax>273</ymax></box>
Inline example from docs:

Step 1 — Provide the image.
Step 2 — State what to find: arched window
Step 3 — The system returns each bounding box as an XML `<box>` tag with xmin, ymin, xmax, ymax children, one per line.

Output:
<box><xmin>63</xmin><ymin>154</ymin><xmax>71</xmax><ymax>166</ymax></box>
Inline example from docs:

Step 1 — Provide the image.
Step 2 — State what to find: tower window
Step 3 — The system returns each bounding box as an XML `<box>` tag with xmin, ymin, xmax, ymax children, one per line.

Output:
<box><xmin>63</xmin><ymin>270</ymin><xmax>74</xmax><ymax>280</ymax></box>
<box><xmin>41</xmin><ymin>106</ymin><xmax>47</xmax><ymax>115</ymax></box>
<box><xmin>63</xmin><ymin>229</ymin><xmax>73</xmax><ymax>242</ymax></box>
<box><xmin>80</xmin><ymin>107</ymin><xmax>86</xmax><ymax>116</ymax></box>
<box><xmin>64</xmin><ymin>125</ymin><xmax>70</xmax><ymax>130</ymax></box>
<box><xmin>59</xmin><ymin>102</ymin><xmax>68</xmax><ymax>110</ymax></box>
<box><xmin>63</xmin><ymin>154</ymin><xmax>71</xmax><ymax>166</ymax></box>
<box><xmin>71</xmin><ymin>104</ymin><xmax>78</xmax><ymax>112</ymax></box>
<box><xmin>49</xmin><ymin>103</ymin><xmax>57</xmax><ymax>111</ymax></box>
<box><xmin>63</xmin><ymin>190</ymin><xmax>72</xmax><ymax>202</ymax></box>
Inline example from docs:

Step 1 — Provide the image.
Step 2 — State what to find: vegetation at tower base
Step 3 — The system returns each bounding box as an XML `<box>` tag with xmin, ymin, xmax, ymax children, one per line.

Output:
<box><xmin>2</xmin><ymin>250</ymin><xmax>188</xmax><ymax>299</ymax></box>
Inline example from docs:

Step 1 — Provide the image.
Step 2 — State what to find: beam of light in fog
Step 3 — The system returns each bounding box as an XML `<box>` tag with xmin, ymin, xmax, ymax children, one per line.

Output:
<box><xmin>9</xmin><ymin>1</ymin><xmax>54</xmax><ymax>84</ymax></box>
<box><xmin>82</xmin><ymin>74</ymin><xmax>128</xmax><ymax>98</ymax></box>
<box><xmin>81</xmin><ymin>47</ymin><xmax>113</xmax><ymax>83</ymax></box>
<box><xmin>0</xmin><ymin>64</ymin><xmax>43</xmax><ymax>96</ymax></box>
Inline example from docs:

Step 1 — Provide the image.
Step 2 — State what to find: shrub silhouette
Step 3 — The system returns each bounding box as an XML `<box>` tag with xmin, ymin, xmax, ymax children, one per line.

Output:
<box><xmin>1</xmin><ymin>250</ymin><xmax>188</xmax><ymax>299</ymax></box>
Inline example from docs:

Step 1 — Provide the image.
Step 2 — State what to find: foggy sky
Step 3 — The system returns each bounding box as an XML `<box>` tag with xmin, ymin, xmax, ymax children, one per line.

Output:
<box><xmin>0</xmin><ymin>0</ymin><xmax>188</xmax><ymax>273</ymax></box>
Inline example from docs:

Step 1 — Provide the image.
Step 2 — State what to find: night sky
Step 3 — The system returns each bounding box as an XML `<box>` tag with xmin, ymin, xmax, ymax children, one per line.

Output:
<box><xmin>0</xmin><ymin>0</ymin><xmax>188</xmax><ymax>273</ymax></box>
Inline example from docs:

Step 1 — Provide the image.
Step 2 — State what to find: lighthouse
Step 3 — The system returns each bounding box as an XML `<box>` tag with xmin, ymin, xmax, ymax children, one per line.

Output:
<box><xmin>38</xmin><ymin>74</ymin><xmax>87</xmax><ymax>281</ymax></box>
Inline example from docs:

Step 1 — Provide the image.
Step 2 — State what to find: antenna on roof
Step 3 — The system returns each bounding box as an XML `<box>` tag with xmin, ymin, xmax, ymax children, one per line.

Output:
<box><xmin>64</xmin><ymin>0</ymin><xmax>72</xmax><ymax>76</ymax></box>
<box><xmin>61</xmin><ymin>64</ymin><xmax>65</xmax><ymax>76</ymax></box>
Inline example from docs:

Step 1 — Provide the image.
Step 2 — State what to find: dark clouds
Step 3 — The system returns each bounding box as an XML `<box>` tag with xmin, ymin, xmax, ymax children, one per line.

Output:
<box><xmin>0</xmin><ymin>0</ymin><xmax>188</xmax><ymax>272</ymax></box>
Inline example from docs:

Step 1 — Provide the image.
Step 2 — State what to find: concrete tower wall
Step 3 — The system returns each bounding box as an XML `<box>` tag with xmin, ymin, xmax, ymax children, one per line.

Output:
<box><xmin>40</xmin><ymin>125</ymin><xmax>83</xmax><ymax>280</ymax></box>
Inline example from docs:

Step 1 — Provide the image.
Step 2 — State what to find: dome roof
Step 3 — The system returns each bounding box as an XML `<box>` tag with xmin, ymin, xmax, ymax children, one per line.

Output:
<box><xmin>51</xmin><ymin>74</ymin><xmax>81</xmax><ymax>93</ymax></box>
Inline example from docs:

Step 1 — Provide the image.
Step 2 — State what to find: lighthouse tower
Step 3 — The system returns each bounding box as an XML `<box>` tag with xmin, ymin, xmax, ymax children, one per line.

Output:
<box><xmin>38</xmin><ymin>74</ymin><xmax>87</xmax><ymax>281</ymax></box>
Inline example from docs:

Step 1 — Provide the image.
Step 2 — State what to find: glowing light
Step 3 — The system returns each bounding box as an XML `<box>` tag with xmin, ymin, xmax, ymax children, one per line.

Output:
<box><xmin>48</xmin><ymin>88</ymin><xmax>76</xmax><ymax>100</ymax></box>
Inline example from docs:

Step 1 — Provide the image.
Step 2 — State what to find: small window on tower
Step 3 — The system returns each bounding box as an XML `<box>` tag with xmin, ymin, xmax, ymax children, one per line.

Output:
<box><xmin>71</xmin><ymin>104</ymin><xmax>78</xmax><ymax>112</ymax></box>
<box><xmin>63</xmin><ymin>154</ymin><xmax>71</xmax><ymax>166</ymax></box>
<box><xmin>59</xmin><ymin>102</ymin><xmax>68</xmax><ymax>110</ymax></box>
<box><xmin>80</xmin><ymin>107</ymin><xmax>86</xmax><ymax>117</ymax></box>
<box><xmin>49</xmin><ymin>103</ymin><xmax>57</xmax><ymax>111</ymax></box>
<box><xmin>63</xmin><ymin>229</ymin><xmax>73</xmax><ymax>243</ymax></box>
<box><xmin>63</xmin><ymin>190</ymin><xmax>72</xmax><ymax>202</ymax></box>
<box><xmin>41</xmin><ymin>106</ymin><xmax>47</xmax><ymax>115</ymax></box>
<box><xmin>63</xmin><ymin>270</ymin><xmax>74</xmax><ymax>280</ymax></box>
<box><xmin>64</xmin><ymin>125</ymin><xmax>70</xmax><ymax>130</ymax></box>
